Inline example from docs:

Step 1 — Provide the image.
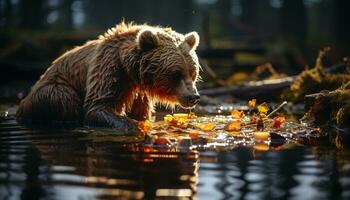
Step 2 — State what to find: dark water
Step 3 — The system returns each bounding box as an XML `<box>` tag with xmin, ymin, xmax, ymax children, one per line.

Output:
<box><xmin>1</xmin><ymin>118</ymin><xmax>350</xmax><ymax>200</ymax></box>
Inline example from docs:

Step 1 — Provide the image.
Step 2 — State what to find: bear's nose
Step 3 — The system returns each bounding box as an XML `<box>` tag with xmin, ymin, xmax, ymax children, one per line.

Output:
<box><xmin>188</xmin><ymin>94</ymin><xmax>200</xmax><ymax>105</ymax></box>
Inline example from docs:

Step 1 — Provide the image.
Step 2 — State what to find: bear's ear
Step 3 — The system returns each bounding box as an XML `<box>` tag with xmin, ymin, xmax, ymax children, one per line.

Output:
<box><xmin>183</xmin><ymin>31</ymin><xmax>199</xmax><ymax>50</ymax></box>
<box><xmin>137</xmin><ymin>30</ymin><xmax>159</xmax><ymax>52</ymax></box>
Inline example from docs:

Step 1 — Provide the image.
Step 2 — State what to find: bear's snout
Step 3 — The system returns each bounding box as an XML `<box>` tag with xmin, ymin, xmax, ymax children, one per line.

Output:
<box><xmin>187</xmin><ymin>94</ymin><xmax>200</xmax><ymax>105</ymax></box>
<box><xmin>177</xmin><ymin>92</ymin><xmax>200</xmax><ymax>109</ymax></box>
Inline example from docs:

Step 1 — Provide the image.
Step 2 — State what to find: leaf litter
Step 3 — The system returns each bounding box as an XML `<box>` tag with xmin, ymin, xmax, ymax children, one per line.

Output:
<box><xmin>138</xmin><ymin>99</ymin><xmax>322</xmax><ymax>151</ymax></box>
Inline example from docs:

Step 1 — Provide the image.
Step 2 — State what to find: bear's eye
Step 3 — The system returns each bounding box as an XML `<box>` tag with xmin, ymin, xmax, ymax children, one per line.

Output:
<box><xmin>171</xmin><ymin>70</ymin><xmax>183</xmax><ymax>84</ymax></box>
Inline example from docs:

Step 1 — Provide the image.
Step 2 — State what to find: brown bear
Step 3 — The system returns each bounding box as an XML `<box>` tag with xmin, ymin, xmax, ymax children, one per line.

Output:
<box><xmin>16</xmin><ymin>22</ymin><xmax>201</xmax><ymax>133</ymax></box>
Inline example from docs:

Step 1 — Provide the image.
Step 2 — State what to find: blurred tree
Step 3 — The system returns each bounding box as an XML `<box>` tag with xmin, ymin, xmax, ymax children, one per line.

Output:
<box><xmin>334</xmin><ymin>0</ymin><xmax>350</xmax><ymax>44</ymax></box>
<box><xmin>216</xmin><ymin>0</ymin><xmax>232</xmax><ymax>37</ymax></box>
<box><xmin>281</xmin><ymin>0</ymin><xmax>306</xmax><ymax>41</ymax></box>
<box><xmin>240</xmin><ymin>0</ymin><xmax>280</xmax><ymax>37</ymax></box>
<box><xmin>58</xmin><ymin>0</ymin><xmax>73</xmax><ymax>30</ymax></box>
<box><xmin>241</xmin><ymin>0</ymin><xmax>257</xmax><ymax>34</ymax></box>
<box><xmin>3</xmin><ymin>0</ymin><xmax>13</xmax><ymax>27</ymax></box>
<box><xmin>84</xmin><ymin>0</ymin><xmax>194</xmax><ymax>32</ymax></box>
<box><xmin>19</xmin><ymin>0</ymin><xmax>46</xmax><ymax>29</ymax></box>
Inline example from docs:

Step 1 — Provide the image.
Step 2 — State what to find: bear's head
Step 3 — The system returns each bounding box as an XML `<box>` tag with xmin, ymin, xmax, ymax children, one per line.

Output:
<box><xmin>137</xmin><ymin>28</ymin><xmax>201</xmax><ymax>109</ymax></box>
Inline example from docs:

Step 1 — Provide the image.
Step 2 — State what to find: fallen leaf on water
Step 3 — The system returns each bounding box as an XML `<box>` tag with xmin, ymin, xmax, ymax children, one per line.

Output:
<box><xmin>139</xmin><ymin>120</ymin><xmax>152</xmax><ymax>132</ymax></box>
<box><xmin>231</xmin><ymin>110</ymin><xmax>244</xmax><ymax>118</ymax></box>
<box><xmin>249</xmin><ymin>99</ymin><xmax>257</xmax><ymax>108</ymax></box>
<box><xmin>164</xmin><ymin>114</ymin><xmax>174</xmax><ymax>124</ymax></box>
<box><xmin>257</xmin><ymin>102</ymin><xmax>269</xmax><ymax>114</ymax></box>
<box><xmin>225</xmin><ymin>120</ymin><xmax>242</xmax><ymax>131</ymax></box>
<box><xmin>164</xmin><ymin>114</ymin><xmax>188</xmax><ymax>128</ymax></box>
<box><xmin>194</xmin><ymin>123</ymin><xmax>216</xmax><ymax>131</ymax></box>
<box><xmin>188</xmin><ymin>112</ymin><xmax>197</xmax><ymax>119</ymax></box>
<box><xmin>254</xmin><ymin>131</ymin><xmax>270</xmax><ymax>140</ymax></box>
<box><xmin>189</xmin><ymin>131</ymin><xmax>200</xmax><ymax>138</ymax></box>
<box><xmin>273</xmin><ymin>116</ymin><xmax>286</xmax><ymax>129</ymax></box>
<box><xmin>226</xmin><ymin>131</ymin><xmax>240</xmax><ymax>136</ymax></box>
<box><xmin>173</xmin><ymin>113</ymin><xmax>188</xmax><ymax>119</ymax></box>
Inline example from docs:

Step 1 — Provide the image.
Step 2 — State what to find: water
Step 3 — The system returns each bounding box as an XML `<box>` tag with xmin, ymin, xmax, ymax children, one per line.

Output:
<box><xmin>1</xmin><ymin>118</ymin><xmax>350</xmax><ymax>200</ymax></box>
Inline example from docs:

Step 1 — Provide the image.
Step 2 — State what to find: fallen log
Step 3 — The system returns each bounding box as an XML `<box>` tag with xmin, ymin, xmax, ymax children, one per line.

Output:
<box><xmin>199</xmin><ymin>76</ymin><xmax>296</xmax><ymax>98</ymax></box>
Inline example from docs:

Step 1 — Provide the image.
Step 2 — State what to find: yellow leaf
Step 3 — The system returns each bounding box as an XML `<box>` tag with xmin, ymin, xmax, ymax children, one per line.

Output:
<box><xmin>248</xmin><ymin>99</ymin><xmax>256</xmax><ymax>108</ymax></box>
<box><xmin>227</xmin><ymin>131</ymin><xmax>240</xmax><ymax>136</ymax></box>
<box><xmin>257</xmin><ymin>102</ymin><xmax>269</xmax><ymax>114</ymax></box>
<box><xmin>138</xmin><ymin>120</ymin><xmax>152</xmax><ymax>132</ymax></box>
<box><xmin>176</xmin><ymin>117</ymin><xmax>189</xmax><ymax>128</ymax></box>
<box><xmin>254</xmin><ymin>131</ymin><xmax>270</xmax><ymax>140</ymax></box>
<box><xmin>188</xmin><ymin>112</ymin><xmax>197</xmax><ymax>119</ymax></box>
<box><xmin>195</xmin><ymin>123</ymin><xmax>216</xmax><ymax>131</ymax></box>
<box><xmin>173</xmin><ymin>113</ymin><xmax>188</xmax><ymax>119</ymax></box>
<box><xmin>164</xmin><ymin>114</ymin><xmax>174</xmax><ymax>124</ymax></box>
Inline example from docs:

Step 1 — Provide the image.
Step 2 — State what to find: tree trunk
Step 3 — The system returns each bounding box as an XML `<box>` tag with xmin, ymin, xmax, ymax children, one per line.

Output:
<box><xmin>334</xmin><ymin>0</ymin><xmax>350</xmax><ymax>44</ymax></box>
<box><xmin>19</xmin><ymin>0</ymin><xmax>45</xmax><ymax>29</ymax></box>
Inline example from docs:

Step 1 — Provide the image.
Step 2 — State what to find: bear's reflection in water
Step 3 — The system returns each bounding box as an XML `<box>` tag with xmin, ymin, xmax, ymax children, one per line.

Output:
<box><xmin>17</xmin><ymin>126</ymin><xmax>199</xmax><ymax>199</ymax></box>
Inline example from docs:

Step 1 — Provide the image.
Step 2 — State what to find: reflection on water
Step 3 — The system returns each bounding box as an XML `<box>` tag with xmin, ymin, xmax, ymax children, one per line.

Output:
<box><xmin>1</xmin><ymin>118</ymin><xmax>350</xmax><ymax>200</ymax></box>
<box><xmin>199</xmin><ymin>147</ymin><xmax>350</xmax><ymax>200</ymax></box>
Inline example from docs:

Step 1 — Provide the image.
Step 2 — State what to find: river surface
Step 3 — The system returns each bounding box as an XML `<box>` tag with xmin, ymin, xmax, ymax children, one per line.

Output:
<box><xmin>1</xmin><ymin>117</ymin><xmax>350</xmax><ymax>200</ymax></box>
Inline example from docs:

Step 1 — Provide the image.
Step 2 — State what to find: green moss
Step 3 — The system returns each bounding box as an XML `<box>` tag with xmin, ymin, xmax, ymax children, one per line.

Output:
<box><xmin>283</xmin><ymin>48</ymin><xmax>350</xmax><ymax>101</ymax></box>
<box><xmin>302</xmin><ymin>81</ymin><xmax>350</xmax><ymax>127</ymax></box>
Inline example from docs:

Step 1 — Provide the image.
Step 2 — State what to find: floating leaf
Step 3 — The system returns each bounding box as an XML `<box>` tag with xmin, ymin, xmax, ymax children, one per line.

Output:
<box><xmin>173</xmin><ymin>113</ymin><xmax>188</xmax><ymax>119</ymax></box>
<box><xmin>176</xmin><ymin>118</ymin><xmax>189</xmax><ymax>128</ymax></box>
<box><xmin>194</xmin><ymin>123</ymin><xmax>216</xmax><ymax>131</ymax></box>
<box><xmin>254</xmin><ymin>131</ymin><xmax>270</xmax><ymax>140</ymax></box>
<box><xmin>273</xmin><ymin>116</ymin><xmax>286</xmax><ymax>129</ymax></box>
<box><xmin>257</xmin><ymin>102</ymin><xmax>269</xmax><ymax>114</ymax></box>
<box><xmin>189</xmin><ymin>131</ymin><xmax>200</xmax><ymax>138</ymax></box>
<box><xmin>226</xmin><ymin>131</ymin><xmax>240</xmax><ymax>136</ymax></box>
<box><xmin>164</xmin><ymin>114</ymin><xmax>188</xmax><ymax>128</ymax></box>
<box><xmin>138</xmin><ymin>120</ymin><xmax>152</xmax><ymax>132</ymax></box>
<box><xmin>164</xmin><ymin>114</ymin><xmax>174</xmax><ymax>124</ymax></box>
<box><xmin>231</xmin><ymin>110</ymin><xmax>244</xmax><ymax>119</ymax></box>
<box><xmin>188</xmin><ymin>112</ymin><xmax>197</xmax><ymax>119</ymax></box>
<box><xmin>248</xmin><ymin>99</ymin><xmax>257</xmax><ymax>108</ymax></box>
<box><xmin>225</xmin><ymin>120</ymin><xmax>241</xmax><ymax>132</ymax></box>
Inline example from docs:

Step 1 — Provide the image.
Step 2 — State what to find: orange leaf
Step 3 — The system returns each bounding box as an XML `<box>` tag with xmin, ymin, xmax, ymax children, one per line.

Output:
<box><xmin>254</xmin><ymin>131</ymin><xmax>270</xmax><ymax>140</ymax></box>
<box><xmin>273</xmin><ymin>116</ymin><xmax>286</xmax><ymax>128</ymax></box>
<box><xmin>231</xmin><ymin>110</ymin><xmax>244</xmax><ymax>119</ymax></box>
<box><xmin>138</xmin><ymin>120</ymin><xmax>152</xmax><ymax>132</ymax></box>
<box><xmin>225</xmin><ymin>120</ymin><xmax>242</xmax><ymax>132</ymax></box>
<box><xmin>189</xmin><ymin>131</ymin><xmax>200</xmax><ymax>138</ymax></box>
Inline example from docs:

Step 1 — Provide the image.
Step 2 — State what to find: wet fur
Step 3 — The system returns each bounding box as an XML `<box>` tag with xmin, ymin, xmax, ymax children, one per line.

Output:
<box><xmin>17</xmin><ymin>22</ymin><xmax>200</xmax><ymax>132</ymax></box>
